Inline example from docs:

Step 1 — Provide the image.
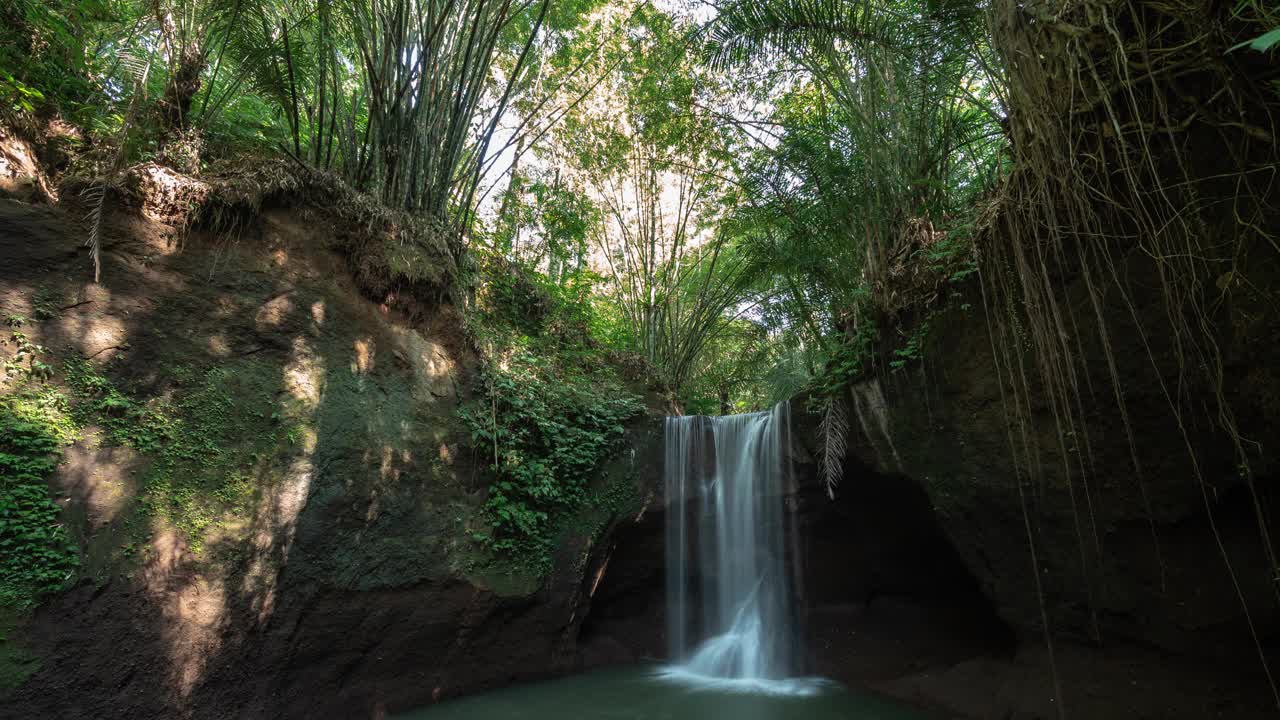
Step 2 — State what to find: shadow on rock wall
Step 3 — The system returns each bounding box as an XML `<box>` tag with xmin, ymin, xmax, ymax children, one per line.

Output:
<box><xmin>0</xmin><ymin>198</ymin><xmax>617</xmax><ymax>719</ymax></box>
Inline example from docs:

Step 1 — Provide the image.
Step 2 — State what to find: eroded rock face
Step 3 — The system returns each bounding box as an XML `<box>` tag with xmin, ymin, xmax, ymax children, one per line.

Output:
<box><xmin>0</xmin><ymin>126</ymin><xmax>57</xmax><ymax>203</ymax></box>
<box><xmin>795</xmin><ymin>236</ymin><xmax>1280</xmax><ymax>716</ymax></box>
<box><xmin>3</xmin><ymin>174</ymin><xmax>1275</xmax><ymax>720</ymax></box>
<box><xmin>826</xmin><ymin>253</ymin><xmax>1280</xmax><ymax>659</ymax></box>
<box><xmin>0</xmin><ymin>199</ymin><xmax>653</xmax><ymax>720</ymax></box>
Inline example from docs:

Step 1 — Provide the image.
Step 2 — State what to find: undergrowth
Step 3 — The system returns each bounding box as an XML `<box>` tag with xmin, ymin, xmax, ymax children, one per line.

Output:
<box><xmin>0</xmin><ymin>317</ymin><xmax>80</xmax><ymax>613</ymax></box>
<box><xmin>0</xmin><ymin>391</ymin><xmax>79</xmax><ymax>611</ymax></box>
<box><xmin>460</xmin><ymin>254</ymin><xmax>644</xmax><ymax>575</ymax></box>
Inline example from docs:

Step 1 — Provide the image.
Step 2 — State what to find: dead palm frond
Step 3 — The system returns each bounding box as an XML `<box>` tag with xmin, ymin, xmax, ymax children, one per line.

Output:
<box><xmin>818</xmin><ymin>390</ymin><xmax>848</xmax><ymax>498</ymax></box>
<box><xmin>83</xmin><ymin>51</ymin><xmax>154</xmax><ymax>283</ymax></box>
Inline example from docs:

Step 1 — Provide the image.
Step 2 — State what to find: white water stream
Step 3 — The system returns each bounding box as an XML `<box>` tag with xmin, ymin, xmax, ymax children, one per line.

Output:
<box><xmin>660</xmin><ymin>403</ymin><xmax>826</xmax><ymax>696</ymax></box>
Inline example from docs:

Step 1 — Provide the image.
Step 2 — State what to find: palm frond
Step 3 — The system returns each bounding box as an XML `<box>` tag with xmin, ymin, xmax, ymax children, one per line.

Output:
<box><xmin>81</xmin><ymin>184</ymin><xmax>107</xmax><ymax>284</ymax></box>
<box><xmin>818</xmin><ymin>391</ymin><xmax>848</xmax><ymax>498</ymax></box>
<box><xmin>81</xmin><ymin>51</ymin><xmax>153</xmax><ymax>283</ymax></box>
<box><xmin>702</xmin><ymin>0</ymin><xmax>888</xmax><ymax>71</ymax></box>
<box><xmin>703</xmin><ymin>0</ymin><xmax>984</xmax><ymax>71</ymax></box>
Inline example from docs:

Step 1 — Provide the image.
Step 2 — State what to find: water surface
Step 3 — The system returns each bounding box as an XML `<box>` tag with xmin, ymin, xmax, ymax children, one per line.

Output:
<box><xmin>394</xmin><ymin>665</ymin><xmax>931</xmax><ymax>720</ymax></box>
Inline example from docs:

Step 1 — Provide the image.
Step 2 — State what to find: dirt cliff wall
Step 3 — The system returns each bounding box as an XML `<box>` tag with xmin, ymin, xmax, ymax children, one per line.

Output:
<box><xmin>0</xmin><ymin>192</ymin><xmax>654</xmax><ymax>719</ymax></box>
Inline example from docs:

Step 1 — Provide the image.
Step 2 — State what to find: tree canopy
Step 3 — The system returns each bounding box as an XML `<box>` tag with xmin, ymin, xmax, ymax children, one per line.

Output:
<box><xmin>1</xmin><ymin>0</ymin><xmax>1276</xmax><ymax>415</ymax></box>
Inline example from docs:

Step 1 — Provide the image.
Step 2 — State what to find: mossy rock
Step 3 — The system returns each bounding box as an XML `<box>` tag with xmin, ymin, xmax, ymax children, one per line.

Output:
<box><xmin>0</xmin><ymin>607</ymin><xmax>38</xmax><ymax>694</ymax></box>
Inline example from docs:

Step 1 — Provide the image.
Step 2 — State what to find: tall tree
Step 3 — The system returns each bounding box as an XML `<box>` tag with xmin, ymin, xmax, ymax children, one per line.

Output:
<box><xmin>545</xmin><ymin>6</ymin><xmax>759</xmax><ymax>400</ymax></box>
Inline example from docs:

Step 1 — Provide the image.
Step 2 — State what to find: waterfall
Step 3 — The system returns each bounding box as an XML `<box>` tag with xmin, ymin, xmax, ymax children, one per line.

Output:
<box><xmin>661</xmin><ymin>403</ymin><xmax>821</xmax><ymax>694</ymax></box>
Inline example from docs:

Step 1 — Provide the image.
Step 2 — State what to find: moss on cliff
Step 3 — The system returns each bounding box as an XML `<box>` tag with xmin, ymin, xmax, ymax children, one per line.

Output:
<box><xmin>0</xmin><ymin>607</ymin><xmax>37</xmax><ymax>693</ymax></box>
<box><xmin>61</xmin><ymin>356</ymin><xmax>285</xmax><ymax>557</ymax></box>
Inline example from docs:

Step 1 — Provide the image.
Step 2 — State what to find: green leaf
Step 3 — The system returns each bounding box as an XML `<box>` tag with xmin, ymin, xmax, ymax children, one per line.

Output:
<box><xmin>1232</xmin><ymin>27</ymin><xmax>1280</xmax><ymax>52</ymax></box>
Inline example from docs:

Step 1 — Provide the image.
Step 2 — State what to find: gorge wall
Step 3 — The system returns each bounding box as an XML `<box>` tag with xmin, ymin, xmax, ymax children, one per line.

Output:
<box><xmin>823</xmin><ymin>232</ymin><xmax>1280</xmax><ymax>717</ymax></box>
<box><xmin>0</xmin><ymin>189</ymin><xmax>661</xmax><ymax>720</ymax></box>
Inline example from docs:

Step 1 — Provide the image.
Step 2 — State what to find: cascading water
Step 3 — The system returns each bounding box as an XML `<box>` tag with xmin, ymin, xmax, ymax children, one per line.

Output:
<box><xmin>392</xmin><ymin>401</ymin><xmax>930</xmax><ymax>718</ymax></box>
<box><xmin>660</xmin><ymin>403</ymin><xmax>825</xmax><ymax>695</ymax></box>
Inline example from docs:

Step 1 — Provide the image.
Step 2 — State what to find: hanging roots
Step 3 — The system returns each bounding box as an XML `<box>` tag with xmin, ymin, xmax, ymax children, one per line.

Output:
<box><xmin>981</xmin><ymin>0</ymin><xmax>1280</xmax><ymax>710</ymax></box>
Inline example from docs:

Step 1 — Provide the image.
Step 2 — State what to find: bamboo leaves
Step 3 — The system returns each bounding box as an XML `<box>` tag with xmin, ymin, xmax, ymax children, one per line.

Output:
<box><xmin>194</xmin><ymin>0</ymin><xmax>569</xmax><ymax>240</ymax></box>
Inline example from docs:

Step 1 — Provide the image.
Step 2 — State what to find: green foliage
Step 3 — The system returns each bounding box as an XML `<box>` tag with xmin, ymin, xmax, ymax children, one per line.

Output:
<box><xmin>0</xmin><ymin>0</ymin><xmax>114</xmax><ymax>123</ymax></box>
<box><xmin>0</xmin><ymin>390</ymin><xmax>80</xmax><ymax>611</ymax></box>
<box><xmin>0</xmin><ymin>70</ymin><xmax>44</xmax><ymax>116</ymax></box>
<box><xmin>683</xmin><ymin>319</ymin><xmax>772</xmax><ymax>415</ymax></box>
<box><xmin>2</xmin><ymin>0</ymin><xmax>992</xmax><ymax>397</ymax></box>
<box><xmin>816</xmin><ymin>316</ymin><xmax>876</xmax><ymax>398</ymax></box>
<box><xmin>462</xmin><ymin>257</ymin><xmax>644</xmax><ymax>571</ymax></box>
<box><xmin>188</xmin><ymin>0</ymin><xmax>600</xmax><ymax>225</ymax></box>
<box><xmin>64</xmin><ymin>357</ymin><xmax>170</xmax><ymax>453</ymax></box>
<box><xmin>30</xmin><ymin>288</ymin><xmax>61</xmax><ymax>323</ymax></box>
<box><xmin>702</xmin><ymin>0</ymin><xmax>1004</xmax><ymax>401</ymax></box>
<box><xmin>889</xmin><ymin>321</ymin><xmax>929</xmax><ymax>372</ymax></box>
<box><xmin>491</xmin><ymin>173</ymin><xmax>600</xmax><ymax>284</ymax></box>
<box><xmin>0</xmin><ymin>326</ymin><xmax>80</xmax><ymax>611</ymax></box>
<box><xmin>3</xmin><ymin>326</ymin><xmax>54</xmax><ymax>383</ymax></box>
<box><xmin>921</xmin><ymin>232</ymin><xmax>978</xmax><ymax>285</ymax></box>
<box><xmin>0</xmin><ymin>605</ymin><xmax>40</xmax><ymax>692</ymax></box>
<box><xmin>1231</xmin><ymin>2</ymin><xmax>1280</xmax><ymax>52</ymax></box>
<box><xmin>1233</xmin><ymin>27</ymin><xmax>1280</xmax><ymax>52</ymax></box>
<box><xmin>0</xmin><ymin>0</ymin><xmax>600</xmax><ymax>241</ymax></box>
<box><xmin>461</xmin><ymin>351</ymin><xmax>640</xmax><ymax>558</ymax></box>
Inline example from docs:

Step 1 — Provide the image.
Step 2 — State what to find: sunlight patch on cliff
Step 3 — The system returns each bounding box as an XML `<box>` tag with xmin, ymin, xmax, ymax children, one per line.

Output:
<box><xmin>240</xmin><ymin>336</ymin><xmax>325</xmax><ymax>622</ymax></box>
<box><xmin>143</xmin><ymin>527</ymin><xmax>229</xmax><ymax>699</ymax></box>
<box><xmin>851</xmin><ymin>379</ymin><xmax>902</xmax><ymax>472</ymax></box>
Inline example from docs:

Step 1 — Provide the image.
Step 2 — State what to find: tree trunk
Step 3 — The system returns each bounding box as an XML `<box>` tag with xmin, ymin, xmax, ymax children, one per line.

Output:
<box><xmin>155</xmin><ymin>2</ymin><xmax>206</xmax><ymax>173</ymax></box>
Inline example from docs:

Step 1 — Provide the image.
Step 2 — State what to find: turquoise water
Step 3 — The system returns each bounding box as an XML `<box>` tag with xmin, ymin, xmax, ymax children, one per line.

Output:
<box><xmin>394</xmin><ymin>666</ymin><xmax>932</xmax><ymax>720</ymax></box>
